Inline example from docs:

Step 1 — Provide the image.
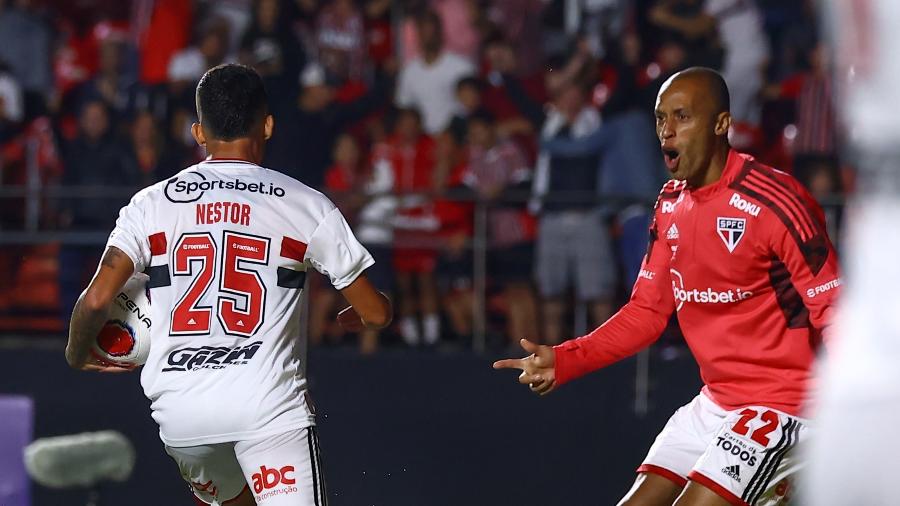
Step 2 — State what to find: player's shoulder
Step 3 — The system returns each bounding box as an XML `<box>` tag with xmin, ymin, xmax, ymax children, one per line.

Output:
<box><xmin>653</xmin><ymin>179</ymin><xmax>687</xmax><ymax>215</ymax></box>
<box><xmin>727</xmin><ymin>154</ymin><xmax>820</xmax><ymax>214</ymax></box>
<box><xmin>261</xmin><ymin>165</ymin><xmax>336</xmax><ymax>212</ymax></box>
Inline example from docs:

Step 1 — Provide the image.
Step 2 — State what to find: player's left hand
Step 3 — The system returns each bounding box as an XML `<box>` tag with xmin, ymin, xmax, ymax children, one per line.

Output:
<box><xmin>493</xmin><ymin>339</ymin><xmax>557</xmax><ymax>396</ymax></box>
<box><xmin>337</xmin><ymin>305</ymin><xmax>366</xmax><ymax>332</ymax></box>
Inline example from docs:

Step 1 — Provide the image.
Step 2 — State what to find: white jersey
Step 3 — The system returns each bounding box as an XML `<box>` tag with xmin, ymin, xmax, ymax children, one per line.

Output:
<box><xmin>106</xmin><ymin>159</ymin><xmax>374</xmax><ymax>447</ymax></box>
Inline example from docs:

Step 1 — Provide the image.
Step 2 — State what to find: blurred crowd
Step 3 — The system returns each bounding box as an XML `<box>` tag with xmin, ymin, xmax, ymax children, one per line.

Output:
<box><xmin>0</xmin><ymin>0</ymin><xmax>846</xmax><ymax>353</ymax></box>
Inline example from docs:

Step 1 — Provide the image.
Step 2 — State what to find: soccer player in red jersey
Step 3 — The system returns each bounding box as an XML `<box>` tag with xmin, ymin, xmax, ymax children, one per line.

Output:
<box><xmin>495</xmin><ymin>67</ymin><xmax>841</xmax><ymax>506</ymax></box>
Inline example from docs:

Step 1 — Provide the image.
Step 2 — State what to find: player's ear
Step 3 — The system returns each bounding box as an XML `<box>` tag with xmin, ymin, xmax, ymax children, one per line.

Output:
<box><xmin>191</xmin><ymin>122</ymin><xmax>206</xmax><ymax>147</ymax></box>
<box><xmin>714</xmin><ymin>112</ymin><xmax>732</xmax><ymax>137</ymax></box>
<box><xmin>264</xmin><ymin>114</ymin><xmax>274</xmax><ymax>140</ymax></box>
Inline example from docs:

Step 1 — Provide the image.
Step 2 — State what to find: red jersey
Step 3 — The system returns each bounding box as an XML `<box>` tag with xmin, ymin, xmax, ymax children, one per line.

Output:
<box><xmin>554</xmin><ymin>150</ymin><xmax>841</xmax><ymax>415</ymax></box>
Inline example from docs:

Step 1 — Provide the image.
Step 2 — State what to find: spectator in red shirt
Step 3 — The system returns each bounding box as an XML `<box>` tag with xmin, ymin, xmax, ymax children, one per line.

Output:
<box><xmin>462</xmin><ymin>110</ymin><xmax>538</xmax><ymax>349</ymax></box>
<box><xmin>376</xmin><ymin>107</ymin><xmax>442</xmax><ymax>346</ymax></box>
<box><xmin>315</xmin><ymin>0</ymin><xmax>367</xmax><ymax>85</ymax></box>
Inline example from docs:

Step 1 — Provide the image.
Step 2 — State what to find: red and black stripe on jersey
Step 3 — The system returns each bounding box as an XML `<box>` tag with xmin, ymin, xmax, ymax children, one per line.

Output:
<box><xmin>729</xmin><ymin>159</ymin><xmax>830</xmax><ymax>276</ymax></box>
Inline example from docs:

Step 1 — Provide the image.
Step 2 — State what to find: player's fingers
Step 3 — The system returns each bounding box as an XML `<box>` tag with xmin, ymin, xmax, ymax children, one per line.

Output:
<box><xmin>519</xmin><ymin>338</ymin><xmax>539</xmax><ymax>354</ymax></box>
<box><xmin>536</xmin><ymin>381</ymin><xmax>556</xmax><ymax>396</ymax></box>
<box><xmin>99</xmin><ymin>365</ymin><xmax>136</xmax><ymax>374</ymax></box>
<box><xmin>520</xmin><ymin>371</ymin><xmax>545</xmax><ymax>386</ymax></box>
<box><xmin>492</xmin><ymin>358</ymin><xmax>525</xmax><ymax>371</ymax></box>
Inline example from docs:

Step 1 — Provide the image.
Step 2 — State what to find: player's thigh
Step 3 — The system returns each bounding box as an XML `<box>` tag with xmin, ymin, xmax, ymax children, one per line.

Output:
<box><xmin>618</xmin><ymin>472</ymin><xmax>683</xmax><ymax>506</ymax></box>
<box><xmin>689</xmin><ymin>406</ymin><xmax>807</xmax><ymax>505</ymax></box>
<box><xmin>235</xmin><ymin>426</ymin><xmax>327</xmax><ymax>506</ymax></box>
<box><xmin>673</xmin><ymin>481</ymin><xmax>732</xmax><ymax>506</ymax></box>
<box><xmin>165</xmin><ymin>442</ymin><xmax>249</xmax><ymax>505</ymax></box>
<box><xmin>638</xmin><ymin>394</ymin><xmax>724</xmax><ymax>487</ymax></box>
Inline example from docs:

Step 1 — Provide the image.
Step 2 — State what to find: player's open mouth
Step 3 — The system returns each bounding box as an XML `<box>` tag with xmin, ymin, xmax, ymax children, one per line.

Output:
<box><xmin>663</xmin><ymin>148</ymin><xmax>680</xmax><ymax>172</ymax></box>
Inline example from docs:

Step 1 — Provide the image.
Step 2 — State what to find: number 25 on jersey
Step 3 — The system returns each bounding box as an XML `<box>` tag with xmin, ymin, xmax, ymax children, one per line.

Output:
<box><xmin>171</xmin><ymin>231</ymin><xmax>270</xmax><ymax>338</ymax></box>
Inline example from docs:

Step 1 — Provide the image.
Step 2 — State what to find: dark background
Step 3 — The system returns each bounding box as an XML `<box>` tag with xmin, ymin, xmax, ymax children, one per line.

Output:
<box><xmin>1</xmin><ymin>344</ymin><xmax>701</xmax><ymax>505</ymax></box>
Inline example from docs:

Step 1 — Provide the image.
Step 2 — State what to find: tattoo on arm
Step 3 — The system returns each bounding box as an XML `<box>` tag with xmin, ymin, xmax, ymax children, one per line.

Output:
<box><xmin>65</xmin><ymin>247</ymin><xmax>131</xmax><ymax>368</ymax></box>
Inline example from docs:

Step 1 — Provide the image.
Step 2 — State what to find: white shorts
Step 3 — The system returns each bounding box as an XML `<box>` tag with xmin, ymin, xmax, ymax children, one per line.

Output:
<box><xmin>165</xmin><ymin>427</ymin><xmax>327</xmax><ymax>505</ymax></box>
<box><xmin>638</xmin><ymin>393</ymin><xmax>807</xmax><ymax>506</ymax></box>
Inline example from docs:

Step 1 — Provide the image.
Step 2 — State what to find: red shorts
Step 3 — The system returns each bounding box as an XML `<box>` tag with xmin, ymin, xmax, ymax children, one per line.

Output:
<box><xmin>393</xmin><ymin>248</ymin><xmax>437</xmax><ymax>273</ymax></box>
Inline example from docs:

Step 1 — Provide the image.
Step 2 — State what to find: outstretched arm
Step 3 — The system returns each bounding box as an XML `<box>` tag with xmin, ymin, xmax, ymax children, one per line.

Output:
<box><xmin>494</xmin><ymin>188</ymin><xmax>679</xmax><ymax>392</ymax></box>
<box><xmin>65</xmin><ymin>247</ymin><xmax>135</xmax><ymax>371</ymax></box>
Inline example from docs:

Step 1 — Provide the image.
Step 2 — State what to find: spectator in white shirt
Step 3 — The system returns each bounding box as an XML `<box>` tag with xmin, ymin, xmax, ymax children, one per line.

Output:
<box><xmin>395</xmin><ymin>10</ymin><xmax>475</xmax><ymax>135</ymax></box>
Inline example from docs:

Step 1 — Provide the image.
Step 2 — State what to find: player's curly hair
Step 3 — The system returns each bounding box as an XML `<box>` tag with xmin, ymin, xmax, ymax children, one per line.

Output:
<box><xmin>195</xmin><ymin>64</ymin><xmax>268</xmax><ymax>141</ymax></box>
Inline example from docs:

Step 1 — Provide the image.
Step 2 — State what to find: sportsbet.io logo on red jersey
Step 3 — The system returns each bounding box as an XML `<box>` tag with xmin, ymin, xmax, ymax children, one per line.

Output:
<box><xmin>670</xmin><ymin>269</ymin><xmax>754</xmax><ymax>311</ymax></box>
<box><xmin>251</xmin><ymin>465</ymin><xmax>298</xmax><ymax>502</ymax></box>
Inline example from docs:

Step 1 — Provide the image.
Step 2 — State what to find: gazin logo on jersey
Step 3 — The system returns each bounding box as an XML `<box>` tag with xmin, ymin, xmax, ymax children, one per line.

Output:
<box><xmin>670</xmin><ymin>269</ymin><xmax>753</xmax><ymax>311</ymax></box>
<box><xmin>165</xmin><ymin>171</ymin><xmax>285</xmax><ymax>203</ymax></box>
<box><xmin>716</xmin><ymin>217</ymin><xmax>746</xmax><ymax>253</ymax></box>
<box><xmin>162</xmin><ymin>341</ymin><xmax>262</xmax><ymax>372</ymax></box>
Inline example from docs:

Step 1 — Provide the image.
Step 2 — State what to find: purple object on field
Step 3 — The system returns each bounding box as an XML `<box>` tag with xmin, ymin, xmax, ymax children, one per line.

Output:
<box><xmin>0</xmin><ymin>395</ymin><xmax>34</xmax><ymax>506</ymax></box>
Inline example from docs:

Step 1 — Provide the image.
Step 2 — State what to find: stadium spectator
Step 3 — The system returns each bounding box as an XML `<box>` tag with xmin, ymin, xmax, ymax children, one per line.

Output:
<box><xmin>0</xmin><ymin>61</ymin><xmax>23</xmax><ymax>142</ymax></box>
<box><xmin>446</xmin><ymin>75</ymin><xmax>484</xmax><ymax>145</ymax></box>
<box><xmin>264</xmin><ymin>62</ymin><xmax>392</xmax><ymax>189</ymax></box>
<box><xmin>239</xmin><ymin>0</ymin><xmax>306</xmax><ymax>98</ymax></box>
<box><xmin>0</xmin><ymin>0</ymin><xmax>53</xmax><ymax>105</ymax></box>
<box><xmin>376</xmin><ymin>107</ymin><xmax>441</xmax><ymax>346</ymax></box>
<box><xmin>432</xmin><ymin>130</ymin><xmax>474</xmax><ymax>342</ymax></box>
<box><xmin>168</xmin><ymin>18</ymin><xmax>233</xmax><ymax>102</ymax></box>
<box><xmin>518</xmin><ymin>77</ymin><xmax>616</xmax><ymax>344</ymax></box>
<box><xmin>72</xmin><ymin>32</ymin><xmax>134</xmax><ymax>122</ymax></box>
<box><xmin>395</xmin><ymin>10</ymin><xmax>475</xmax><ymax>135</ymax></box>
<box><xmin>315</xmin><ymin>0</ymin><xmax>367</xmax><ymax>85</ymax></box>
<box><xmin>650</xmin><ymin>0</ymin><xmax>769</xmax><ymax>128</ymax></box>
<box><xmin>125</xmin><ymin>110</ymin><xmax>184</xmax><ymax>185</ymax></box>
<box><xmin>462</xmin><ymin>111</ymin><xmax>538</xmax><ymax>348</ymax></box>
<box><xmin>58</xmin><ymin>99</ymin><xmax>139</xmax><ymax>322</ymax></box>
<box><xmin>135</xmin><ymin>0</ymin><xmax>193</xmax><ymax>85</ymax></box>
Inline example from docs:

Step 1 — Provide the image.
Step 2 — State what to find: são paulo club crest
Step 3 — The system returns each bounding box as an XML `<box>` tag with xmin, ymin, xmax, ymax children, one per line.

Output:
<box><xmin>716</xmin><ymin>217</ymin><xmax>746</xmax><ymax>253</ymax></box>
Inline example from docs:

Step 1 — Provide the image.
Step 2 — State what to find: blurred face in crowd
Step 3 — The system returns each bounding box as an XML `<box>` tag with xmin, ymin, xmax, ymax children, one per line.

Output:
<box><xmin>301</xmin><ymin>83</ymin><xmax>334</xmax><ymax>111</ymax></box>
<box><xmin>257</xmin><ymin>0</ymin><xmax>280</xmax><ymax>32</ymax></box>
<box><xmin>333</xmin><ymin>134</ymin><xmax>360</xmax><ymax>169</ymax></box>
<box><xmin>99</xmin><ymin>40</ymin><xmax>122</xmax><ymax>75</ymax></box>
<box><xmin>395</xmin><ymin>111</ymin><xmax>422</xmax><ymax>143</ymax></box>
<box><xmin>417</xmin><ymin>14</ymin><xmax>443</xmax><ymax>56</ymax></box>
<box><xmin>80</xmin><ymin>101</ymin><xmax>109</xmax><ymax>142</ymax></box>
<box><xmin>655</xmin><ymin>72</ymin><xmax>731</xmax><ymax>187</ymax></box>
<box><xmin>555</xmin><ymin>83</ymin><xmax>586</xmax><ymax>120</ymax></box>
<box><xmin>658</xmin><ymin>41</ymin><xmax>687</xmax><ymax>73</ymax></box>
<box><xmin>200</xmin><ymin>27</ymin><xmax>228</xmax><ymax>64</ymax></box>
<box><xmin>131</xmin><ymin>111</ymin><xmax>158</xmax><ymax>147</ymax></box>
<box><xmin>466</xmin><ymin>118</ymin><xmax>495</xmax><ymax>150</ymax></box>
<box><xmin>457</xmin><ymin>82</ymin><xmax>481</xmax><ymax>114</ymax></box>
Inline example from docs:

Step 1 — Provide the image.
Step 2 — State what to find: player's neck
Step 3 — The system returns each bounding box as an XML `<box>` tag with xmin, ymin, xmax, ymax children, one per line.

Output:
<box><xmin>692</xmin><ymin>144</ymin><xmax>731</xmax><ymax>189</ymax></box>
<box><xmin>205</xmin><ymin>139</ymin><xmax>264</xmax><ymax>165</ymax></box>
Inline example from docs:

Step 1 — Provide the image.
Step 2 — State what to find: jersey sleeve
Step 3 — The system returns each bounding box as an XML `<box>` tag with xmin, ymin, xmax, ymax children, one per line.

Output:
<box><xmin>768</xmin><ymin>183</ymin><xmax>841</xmax><ymax>333</ymax></box>
<box><xmin>305</xmin><ymin>207</ymin><xmax>376</xmax><ymax>290</ymax></box>
<box><xmin>553</xmin><ymin>190</ymin><xmax>678</xmax><ymax>386</ymax></box>
<box><xmin>105</xmin><ymin>193</ymin><xmax>151</xmax><ymax>274</ymax></box>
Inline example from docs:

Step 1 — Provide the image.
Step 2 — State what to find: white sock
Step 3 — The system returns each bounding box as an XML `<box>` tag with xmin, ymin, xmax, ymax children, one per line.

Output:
<box><xmin>423</xmin><ymin>313</ymin><xmax>440</xmax><ymax>345</ymax></box>
<box><xmin>400</xmin><ymin>317</ymin><xmax>419</xmax><ymax>346</ymax></box>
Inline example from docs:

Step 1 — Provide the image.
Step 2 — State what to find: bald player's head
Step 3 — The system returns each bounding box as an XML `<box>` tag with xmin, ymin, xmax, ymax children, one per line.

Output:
<box><xmin>655</xmin><ymin>67</ymin><xmax>733</xmax><ymax>187</ymax></box>
<box><xmin>667</xmin><ymin>67</ymin><xmax>730</xmax><ymax>115</ymax></box>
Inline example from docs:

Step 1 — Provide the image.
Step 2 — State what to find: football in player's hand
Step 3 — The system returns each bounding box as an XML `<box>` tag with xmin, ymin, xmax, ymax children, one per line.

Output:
<box><xmin>91</xmin><ymin>275</ymin><xmax>152</xmax><ymax>367</ymax></box>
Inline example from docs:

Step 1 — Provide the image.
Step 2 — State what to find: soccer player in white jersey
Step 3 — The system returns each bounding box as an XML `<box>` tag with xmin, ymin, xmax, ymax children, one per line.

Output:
<box><xmin>802</xmin><ymin>1</ymin><xmax>900</xmax><ymax>504</ymax></box>
<box><xmin>64</xmin><ymin>64</ymin><xmax>392</xmax><ymax>506</ymax></box>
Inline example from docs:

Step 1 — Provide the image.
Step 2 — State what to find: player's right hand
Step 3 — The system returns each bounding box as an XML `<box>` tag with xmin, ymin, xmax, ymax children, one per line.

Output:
<box><xmin>493</xmin><ymin>339</ymin><xmax>557</xmax><ymax>396</ymax></box>
<box><xmin>336</xmin><ymin>305</ymin><xmax>366</xmax><ymax>332</ymax></box>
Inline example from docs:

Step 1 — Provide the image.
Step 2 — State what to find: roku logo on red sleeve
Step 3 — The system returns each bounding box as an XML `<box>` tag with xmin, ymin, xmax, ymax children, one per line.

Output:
<box><xmin>252</xmin><ymin>465</ymin><xmax>296</xmax><ymax>493</ymax></box>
